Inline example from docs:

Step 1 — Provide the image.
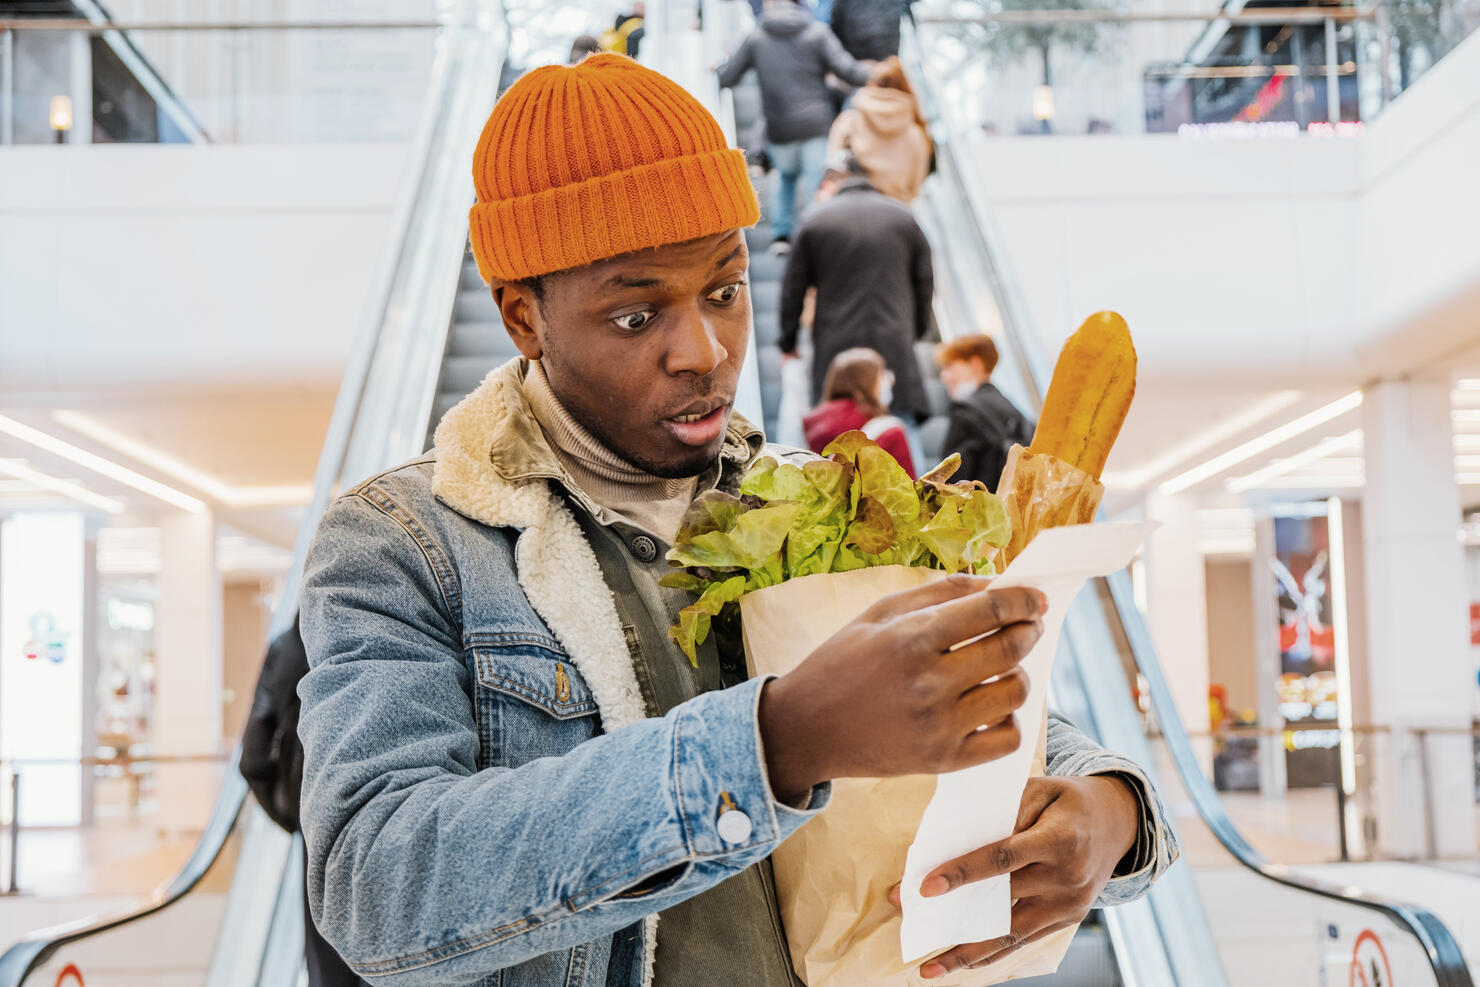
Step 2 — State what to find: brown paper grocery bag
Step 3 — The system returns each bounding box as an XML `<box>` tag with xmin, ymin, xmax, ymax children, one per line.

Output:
<box><xmin>740</xmin><ymin>567</ymin><xmax>1076</xmax><ymax>986</ymax></box>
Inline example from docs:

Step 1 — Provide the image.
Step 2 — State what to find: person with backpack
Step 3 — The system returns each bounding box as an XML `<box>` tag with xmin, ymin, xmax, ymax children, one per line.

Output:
<box><xmin>717</xmin><ymin>0</ymin><xmax>871</xmax><ymax>253</ymax></box>
<box><xmin>239</xmin><ymin>617</ymin><xmax>361</xmax><ymax>987</ymax></box>
<box><xmin>804</xmin><ymin>347</ymin><xmax>918</xmax><ymax>476</ymax></box>
<box><xmin>936</xmin><ymin>334</ymin><xmax>1035</xmax><ymax>491</ymax></box>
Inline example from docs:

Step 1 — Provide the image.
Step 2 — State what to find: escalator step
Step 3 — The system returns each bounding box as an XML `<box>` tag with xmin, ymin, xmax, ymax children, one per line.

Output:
<box><xmin>440</xmin><ymin>355</ymin><xmax>501</xmax><ymax>396</ymax></box>
<box><xmin>460</xmin><ymin>259</ymin><xmax>486</xmax><ymax>291</ymax></box>
<box><xmin>747</xmin><ymin>251</ymin><xmax>786</xmax><ymax>283</ymax></box>
<box><xmin>447</xmin><ymin>321</ymin><xmax>520</xmax><ymax>358</ymax></box>
<box><xmin>749</xmin><ymin>280</ymin><xmax>780</xmax><ymax>317</ymax></box>
<box><xmin>752</xmin><ymin>316</ymin><xmax>781</xmax><ymax>348</ymax></box>
<box><xmin>454</xmin><ymin>288</ymin><xmax>501</xmax><ymax>324</ymax></box>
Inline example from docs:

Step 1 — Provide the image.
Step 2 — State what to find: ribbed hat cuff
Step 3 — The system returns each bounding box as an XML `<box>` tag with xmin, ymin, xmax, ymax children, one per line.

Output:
<box><xmin>469</xmin><ymin>147</ymin><xmax>759</xmax><ymax>284</ymax></box>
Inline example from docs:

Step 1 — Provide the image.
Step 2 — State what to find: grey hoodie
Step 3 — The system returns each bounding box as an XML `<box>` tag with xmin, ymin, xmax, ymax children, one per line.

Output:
<box><xmin>717</xmin><ymin>2</ymin><xmax>870</xmax><ymax>144</ymax></box>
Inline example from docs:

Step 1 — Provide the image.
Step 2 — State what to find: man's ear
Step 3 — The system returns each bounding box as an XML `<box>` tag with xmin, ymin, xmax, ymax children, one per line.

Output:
<box><xmin>492</xmin><ymin>282</ymin><xmax>544</xmax><ymax>361</ymax></box>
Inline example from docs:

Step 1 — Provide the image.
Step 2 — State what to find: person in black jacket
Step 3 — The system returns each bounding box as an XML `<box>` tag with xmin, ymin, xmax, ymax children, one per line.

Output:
<box><xmin>935</xmin><ymin>334</ymin><xmax>1034</xmax><ymax>491</ymax></box>
<box><xmin>780</xmin><ymin>154</ymin><xmax>934</xmax><ymax>424</ymax></box>
<box><xmin>830</xmin><ymin>0</ymin><xmax>910</xmax><ymax>61</ymax></box>
<box><xmin>240</xmin><ymin>616</ymin><xmax>362</xmax><ymax>987</ymax></box>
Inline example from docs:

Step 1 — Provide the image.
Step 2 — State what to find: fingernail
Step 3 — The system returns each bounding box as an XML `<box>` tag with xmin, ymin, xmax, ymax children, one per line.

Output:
<box><xmin>921</xmin><ymin>876</ymin><xmax>949</xmax><ymax>897</ymax></box>
<box><xmin>921</xmin><ymin>962</ymin><xmax>947</xmax><ymax>979</ymax></box>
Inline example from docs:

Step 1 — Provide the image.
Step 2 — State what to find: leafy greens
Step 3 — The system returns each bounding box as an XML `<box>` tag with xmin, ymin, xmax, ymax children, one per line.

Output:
<box><xmin>663</xmin><ymin>430</ymin><xmax>1011</xmax><ymax>664</ymax></box>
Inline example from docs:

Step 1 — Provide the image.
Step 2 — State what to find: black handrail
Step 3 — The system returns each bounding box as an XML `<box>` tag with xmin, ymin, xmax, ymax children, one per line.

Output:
<box><xmin>1107</xmin><ymin>572</ymin><xmax>1474</xmax><ymax>987</ymax></box>
<box><xmin>903</xmin><ymin>15</ymin><xmax>1473</xmax><ymax>987</ymax></box>
<box><xmin>0</xmin><ymin>756</ymin><xmax>247</xmax><ymax>982</ymax></box>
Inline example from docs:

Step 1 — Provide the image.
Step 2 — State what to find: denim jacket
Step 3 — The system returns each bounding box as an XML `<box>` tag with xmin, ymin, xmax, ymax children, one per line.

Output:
<box><xmin>297</xmin><ymin>360</ymin><xmax>1178</xmax><ymax>987</ymax></box>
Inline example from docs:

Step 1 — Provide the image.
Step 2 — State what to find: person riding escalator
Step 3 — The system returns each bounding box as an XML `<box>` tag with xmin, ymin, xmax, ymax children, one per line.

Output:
<box><xmin>239</xmin><ymin>617</ymin><xmax>362</xmax><ymax>987</ymax></box>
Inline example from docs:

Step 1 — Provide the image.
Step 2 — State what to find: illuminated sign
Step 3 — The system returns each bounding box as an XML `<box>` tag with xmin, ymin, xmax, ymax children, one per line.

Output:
<box><xmin>1</xmin><ymin>513</ymin><xmax>86</xmax><ymax>825</ymax></box>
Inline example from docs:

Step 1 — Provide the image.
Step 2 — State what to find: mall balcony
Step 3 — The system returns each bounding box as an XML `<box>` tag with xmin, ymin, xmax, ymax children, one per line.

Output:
<box><xmin>0</xmin><ymin>0</ymin><xmax>1476</xmax><ymax>984</ymax></box>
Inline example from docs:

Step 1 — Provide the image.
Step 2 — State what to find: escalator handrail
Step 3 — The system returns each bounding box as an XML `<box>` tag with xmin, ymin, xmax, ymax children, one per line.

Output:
<box><xmin>0</xmin><ymin>8</ymin><xmax>477</xmax><ymax>985</ymax></box>
<box><xmin>902</xmin><ymin>18</ymin><xmax>1473</xmax><ymax>985</ymax></box>
<box><xmin>0</xmin><ymin>756</ymin><xmax>247</xmax><ymax>981</ymax></box>
<box><xmin>1107</xmin><ymin>572</ymin><xmax>1475</xmax><ymax>987</ymax></box>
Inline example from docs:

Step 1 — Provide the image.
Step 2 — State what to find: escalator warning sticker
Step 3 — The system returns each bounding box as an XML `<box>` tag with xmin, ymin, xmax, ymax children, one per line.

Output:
<box><xmin>1349</xmin><ymin>930</ymin><xmax>1393</xmax><ymax>987</ymax></box>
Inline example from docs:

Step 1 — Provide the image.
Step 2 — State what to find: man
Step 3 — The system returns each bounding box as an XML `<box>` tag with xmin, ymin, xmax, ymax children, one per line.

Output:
<box><xmin>717</xmin><ymin>0</ymin><xmax>871</xmax><ymax>253</ymax></box>
<box><xmin>829</xmin><ymin>0</ymin><xmax>911</xmax><ymax>61</ymax></box>
<box><xmin>937</xmin><ymin>333</ymin><xmax>1035</xmax><ymax>491</ymax></box>
<box><xmin>602</xmin><ymin>1</ymin><xmax>646</xmax><ymax>58</ymax></box>
<box><xmin>298</xmin><ymin>54</ymin><xmax>1176</xmax><ymax>986</ymax></box>
<box><xmin>781</xmin><ymin>155</ymin><xmax>934</xmax><ymax>425</ymax></box>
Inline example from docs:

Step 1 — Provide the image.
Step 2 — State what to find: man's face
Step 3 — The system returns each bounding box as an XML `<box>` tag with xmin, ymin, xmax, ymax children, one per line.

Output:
<box><xmin>495</xmin><ymin>230</ymin><xmax>751</xmax><ymax>478</ymax></box>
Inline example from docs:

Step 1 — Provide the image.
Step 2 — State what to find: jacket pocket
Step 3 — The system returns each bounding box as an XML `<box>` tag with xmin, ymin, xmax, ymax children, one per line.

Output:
<box><xmin>471</xmin><ymin>645</ymin><xmax>601</xmax><ymax>769</ymax></box>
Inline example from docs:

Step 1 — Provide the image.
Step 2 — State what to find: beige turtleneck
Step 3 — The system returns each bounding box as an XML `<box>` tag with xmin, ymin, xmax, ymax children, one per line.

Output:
<box><xmin>523</xmin><ymin>361</ymin><xmax>699</xmax><ymax>542</ymax></box>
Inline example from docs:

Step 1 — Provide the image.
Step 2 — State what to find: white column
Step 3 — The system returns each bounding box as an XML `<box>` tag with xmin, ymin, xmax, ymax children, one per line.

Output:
<box><xmin>1360</xmin><ymin>374</ymin><xmax>1476</xmax><ymax>858</ymax></box>
<box><xmin>1145</xmin><ymin>492</ymin><xmax>1213</xmax><ymax>774</ymax></box>
<box><xmin>153</xmin><ymin>512</ymin><xmax>223</xmax><ymax>831</ymax></box>
<box><xmin>1249</xmin><ymin>515</ymin><xmax>1288</xmax><ymax>798</ymax></box>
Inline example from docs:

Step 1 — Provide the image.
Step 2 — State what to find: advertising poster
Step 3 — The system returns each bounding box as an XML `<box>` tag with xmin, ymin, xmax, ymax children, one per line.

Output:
<box><xmin>1272</xmin><ymin>514</ymin><xmax>1342</xmax><ymax>788</ymax></box>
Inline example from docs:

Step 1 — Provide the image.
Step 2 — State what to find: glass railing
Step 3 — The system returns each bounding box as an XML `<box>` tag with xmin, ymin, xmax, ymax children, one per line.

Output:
<box><xmin>0</xmin><ymin>15</ymin><xmax>441</xmax><ymax>144</ymax></box>
<box><xmin>910</xmin><ymin>0</ymin><xmax>1480</xmax><ymax>138</ymax></box>
<box><xmin>902</xmin><ymin>14</ymin><xmax>1474</xmax><ymax>987</ymax></box>
<box><xmin>0</xmin><ymin>3</ymin><xmax>505</xmax><ymax>984</ymax></box>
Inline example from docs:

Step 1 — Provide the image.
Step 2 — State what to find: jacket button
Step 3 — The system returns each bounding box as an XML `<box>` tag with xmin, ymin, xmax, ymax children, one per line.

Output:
<box><xmin>717</xmin><ymin>808</ymin><xmax>753</xmax><ymax>845</ymax></box>
<box><xmin>631</xmin><ymin>535</ymin><xmax>658</xmax><ymax>562</ymax></box>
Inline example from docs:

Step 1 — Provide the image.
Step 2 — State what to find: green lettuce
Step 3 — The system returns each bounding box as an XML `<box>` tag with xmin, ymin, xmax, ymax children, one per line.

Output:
<box><xmin>664</xmin><ymin>431</ymin><xmax>1012</xmax><ymax>664</ymax></box>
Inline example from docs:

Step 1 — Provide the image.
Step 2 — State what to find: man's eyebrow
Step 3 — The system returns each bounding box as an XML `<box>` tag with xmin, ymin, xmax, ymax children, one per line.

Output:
<box><xmin>602</xmin><ymin>274</ymin><xmax>666</xmax><ymax>290</ymax></box>
<box><xmin>711</xmin><ymin>244</ymin><xmax>746</xmax><ymax>272</ymax></box>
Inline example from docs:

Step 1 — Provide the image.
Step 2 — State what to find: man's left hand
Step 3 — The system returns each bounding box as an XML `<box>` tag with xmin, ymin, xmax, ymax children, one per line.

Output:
<box><xmin>888</xmin><ymin>775</ymin><xmax>1141</xmax><ymax>979</ymax></box>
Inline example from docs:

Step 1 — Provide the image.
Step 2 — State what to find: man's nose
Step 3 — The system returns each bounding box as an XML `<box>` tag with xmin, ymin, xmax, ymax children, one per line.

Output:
<box><xmin>665</xmin><ymin>307</ymin><xmax>729</xmax><ymax>377</ymax></box>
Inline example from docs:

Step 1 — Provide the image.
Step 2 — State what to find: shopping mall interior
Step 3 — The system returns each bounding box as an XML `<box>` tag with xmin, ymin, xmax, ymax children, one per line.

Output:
<box><xmin>0</xmin><ymin>0</ymin><xmax>1477</xmax><ymax>984</ymax></box>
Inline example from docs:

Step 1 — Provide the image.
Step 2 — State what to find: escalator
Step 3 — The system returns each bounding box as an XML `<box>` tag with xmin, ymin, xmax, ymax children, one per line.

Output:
<box><xmin>1</xmin><ymin>2</ymin><xmax>1474</xmax><ymax>985</ymax></box>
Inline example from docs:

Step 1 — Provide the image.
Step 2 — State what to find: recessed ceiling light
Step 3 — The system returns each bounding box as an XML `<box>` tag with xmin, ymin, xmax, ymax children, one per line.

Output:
<box><xmin>0</xmin><ymin>458</ymin><xmax>125</xmax><ymax>514</ymax></box>
<box><xmin>0</xmin><ymin>414</ymin><xmax>205</xmax><ymax>513</ymax></box>
<box><xmin>51</xmin><ymin>411</ymin><xmax>312</xmax><ymax>509</ymax></box>
<box><xmin>1159</xmin><ymin>392</ymin><xmax>1364</xmax><ymax>496</ymax></box>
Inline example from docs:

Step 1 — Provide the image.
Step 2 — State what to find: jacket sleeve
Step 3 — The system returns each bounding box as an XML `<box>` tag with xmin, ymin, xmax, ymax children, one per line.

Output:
<box><xmin>941</xmin><ymin>407</ymin><xmax>985</xmax><ymax>486</ymax></box>
<box><xmin>298</xmin><ymin>493</ymin><xmax>829</xmax><ymax>985</ymax></box>
<box><xmin>910</xmin><ymin>220</ymin><xmax>934</xmax><ymax>340</ymax></box>
<box><xmin>779</xmin><ymin>229</ymin><xmax>813</xmax><ymax>354</ymax></box>
<box><xmin>716</xmin><ymin>36</ymin><xmax>753</xmax><ymax>90</ymax></box>
<box><xmin>1045</xmin><ymin>712</ymin><xmax>1180</xmax><ymax>907</ymax></box>
<box><xmin>818</xmin><ymin>25</ymin><xmax>871</xmax><ymax>87</ymax></box>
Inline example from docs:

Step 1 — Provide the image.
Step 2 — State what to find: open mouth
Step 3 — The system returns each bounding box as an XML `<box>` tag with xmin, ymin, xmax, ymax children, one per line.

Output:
<box><xmin>662</xmin><ymin>402</ymin><xmax>730</xmax><ymax>446</ymax></box>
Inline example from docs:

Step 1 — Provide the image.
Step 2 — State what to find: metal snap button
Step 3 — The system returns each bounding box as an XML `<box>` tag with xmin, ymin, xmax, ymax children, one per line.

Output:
<box><xmin>631</xmin><ymin>535</ymin><xmax>658</xmax><ymax>562</ymax></box>
<box><xmin>717</xmin><ymin>808</ymin><xmax>753</xmax><ymax>845</ymax></box>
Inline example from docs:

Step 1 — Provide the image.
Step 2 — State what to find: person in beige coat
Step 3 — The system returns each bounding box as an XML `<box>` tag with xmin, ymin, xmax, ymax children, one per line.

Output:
<box><xmin>827</xmin><ymin>56</ymin><xmax>933</xmax><ymax>203</ymax></box>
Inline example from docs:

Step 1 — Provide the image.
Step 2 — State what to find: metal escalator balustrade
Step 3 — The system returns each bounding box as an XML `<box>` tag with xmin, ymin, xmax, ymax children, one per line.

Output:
<box><xmin>901</xmin><ymin>14</ymin><xmax>1473</xmax><ymax>987</ymax></box>
<box><xmin>0</xmin><ymin>4</ymin><xmax>506</xmax><ymax>985</ymax></box>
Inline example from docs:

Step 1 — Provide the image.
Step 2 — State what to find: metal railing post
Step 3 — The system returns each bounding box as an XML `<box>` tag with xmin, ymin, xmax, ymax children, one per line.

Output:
<box><xmin>1414</xmin><ymin>727</ymin><xmax>1438</xmax><ymax>859</ymax></box>
<box><xmin>0</xmin><ymin>28</ymin><xmax>13</xmax><ymax>145</ymax></box>
<box><xmin>1325</xmin><ymin>16</ymin><xmax>1341</xmax><ymax>123</ymax></box>
<box><xmin>1334</xmin><ymin>772</ymin><xmax>1350</xmax><ymax>861</ymax></box>
<box><xmin>5</xmin><ymin>772</ymin><xmax>18</xmax><ymax>896</ymax></box>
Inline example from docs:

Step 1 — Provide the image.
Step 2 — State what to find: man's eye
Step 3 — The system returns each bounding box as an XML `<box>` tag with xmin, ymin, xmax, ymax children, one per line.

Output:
<box><xmin>613</xmin><ymin>310</ymin><xmax>655</xmax><ymax>332</ymax></box>
<box><xmin>708</xmin><ymin>281</ymin><xmax>746</xmax><ymax>304</ymax></box>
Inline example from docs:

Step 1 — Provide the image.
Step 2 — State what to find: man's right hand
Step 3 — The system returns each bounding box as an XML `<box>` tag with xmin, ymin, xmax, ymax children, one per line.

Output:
<box><xmin>759</xmin><ymin>577</ymin><xmax>1045</xmax><ymax>802</ymax></box>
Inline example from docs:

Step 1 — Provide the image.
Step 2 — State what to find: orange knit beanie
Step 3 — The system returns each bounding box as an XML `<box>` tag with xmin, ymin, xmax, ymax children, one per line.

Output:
<box><xmin>468</xmin><ymin>54</ymin><xmax>760</xmax><ymax>284</ymax></box>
